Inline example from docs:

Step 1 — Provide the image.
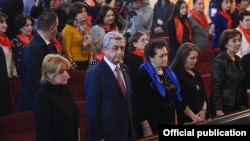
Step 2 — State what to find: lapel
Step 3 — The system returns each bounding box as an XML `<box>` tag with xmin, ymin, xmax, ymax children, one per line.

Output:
<box><xmin>101</xmin><ymin>60</ymin><xmax>128</xmax><ymax>100</ymax></box>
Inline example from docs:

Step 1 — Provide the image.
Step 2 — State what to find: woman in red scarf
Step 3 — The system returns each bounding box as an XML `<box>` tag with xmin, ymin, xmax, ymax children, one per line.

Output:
<box><xmin>236</xmin><ymin>10</ymin><xmax>250</xmax><ymax>58</ymax></box>
<box><xmin>188</xmin><ymin>0</ymin><xmax>210</xmax><ymax>51</ymax></box>
<box><xmin>0</xmin><ymin>13</ymin><xmax>18</xmax><ymax>78</ymax></box>
<box><xmin>168</xmin><ymin>0</ymin><xmax>192</xmax><ymax>63</ymax></box>
<box><xmin>90</xmin><ymin>6</ymin><xmax>118</xmax><ymax>59</ymax></box>
<box><xmin>86</xmin><ymin>6</ymin><xmax>118</xmax><ymax>74</ymax></box>
<box><xmin>123</xmin><ymin>31</ymin><xmax>148</xmax><ymax>89</ymax></box>
<box><xmin>12</xmin><ymin>13</ymin><xmax>34</xmax><ymax>76</ymax></box>
<box><xmin>211</xmin><ymin>0</ymin><xmax>233</xmax><ymax>49</ymax></box>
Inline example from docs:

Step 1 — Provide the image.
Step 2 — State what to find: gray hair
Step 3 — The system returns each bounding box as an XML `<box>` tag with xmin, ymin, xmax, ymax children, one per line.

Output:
<box><xmin>102</xmin><ymin>31</ymin><xmax>125</xmax><ymax>48</ymax></box>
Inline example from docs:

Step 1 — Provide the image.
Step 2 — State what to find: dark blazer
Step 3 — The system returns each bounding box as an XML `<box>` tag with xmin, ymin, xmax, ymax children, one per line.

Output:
<box><xmin>17</xmin><ymin>32</ymin><xmax>58</xmax><ymax>112</ymax></box>
<box><xmin>210</xmin><ymin>51</ymin><xmax>247</xmax><ymax>115</ymax></box>
<box><xmin>84</xmin><ymin>59</ymin><xmax>133</xmax><ymax>141</ymax></box>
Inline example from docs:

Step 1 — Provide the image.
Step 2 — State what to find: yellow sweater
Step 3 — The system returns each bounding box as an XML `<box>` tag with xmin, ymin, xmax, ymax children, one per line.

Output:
<box><xmin>62</xmin><ymin>24</ymin><xmax>93</xmax><ymax>62</ymax></box>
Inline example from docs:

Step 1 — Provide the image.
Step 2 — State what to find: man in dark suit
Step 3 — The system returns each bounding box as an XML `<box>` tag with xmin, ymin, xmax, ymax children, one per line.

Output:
<box><xmin>84</xmin><ymin>31</ymin><xmax>134</xmax><ymax>141</ymax></box>
<box><xmin>16</xmin><ymin>12</ymin><xmax>58</xmax><ymax>112</ymax></box>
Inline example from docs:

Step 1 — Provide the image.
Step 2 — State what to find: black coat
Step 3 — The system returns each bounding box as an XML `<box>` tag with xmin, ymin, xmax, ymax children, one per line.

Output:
<box><xmin>34</xmin><ymin>83</ymin><xmax>79</xmax><ymax>141</ymax></box>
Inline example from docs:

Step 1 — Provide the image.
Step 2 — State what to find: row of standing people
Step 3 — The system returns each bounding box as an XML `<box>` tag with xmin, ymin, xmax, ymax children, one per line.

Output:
<box><xmin>0</xmin><ymin>1</ymin><xmax>122</xmax><ymax>115</ymax></box>
<box><xmin>84</xmin><ymin>28</ymin><xmax>250</xmax><ymax>141</ymax></box>
<box><xmin>0</xmin><ymin>1</ymin><xmax>249</xmax><ymax>140</ymax></box>
<box><xmin>1</xmin><ymin>19</ymin><xmax>249</xmax><ymax>141</ymax></box>
<box><xmin>0</xmin><ymin>0</ymin><xmax>237</xmax><ymax>79</ymax></box>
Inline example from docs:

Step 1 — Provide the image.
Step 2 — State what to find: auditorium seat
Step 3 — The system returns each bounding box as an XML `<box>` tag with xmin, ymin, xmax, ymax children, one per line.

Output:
<box><xmin>0</xmin><ymin>111</ymin><xmax>35</xmax><ymax>141</ymax></box>
<box><xmin>195</xmin><ymin>49</ymin><xmax>215</xmax><ymax>97</ymax></box>
<box><xmin>0</xmin><ymin>101</ymin><xmax>87</xmax><ymax>141</ymax></box>
<box><xmin>68</xmin><ymin>69</ymin><xmax>86</xmax><ymax>101</ymax></box>
<box><xmin>8</xmin><ymin>77</ymin><xmax>21</xmax><ymax>113</ymax></box>
<box><xmin>76</xmin><ymin>101</ymin><xmax>88</xmax><ymax>141</ymax></box>
<box><xmin>8</xmin><ymin>69</ymin><xmax>86</xmax><ymax>113</ymax></box>
<box><xmin>149</xmin><ymin>36</ymin><xmax>169</xmax><ymax>43</ymax></box>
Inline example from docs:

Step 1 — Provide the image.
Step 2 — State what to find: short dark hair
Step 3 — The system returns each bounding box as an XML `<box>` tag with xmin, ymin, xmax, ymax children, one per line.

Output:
<box><xmin>93</xmin><ymin>5</ymin><xmax>117</xmax><ymax>29</ymax></box>
<box><xmin>144</xmin><ymin>40</ymin><xmax>168</xmax><ymax>61</ymax></box>
<box><xmin>0</xmin><ymin>12</ymin><xmax>8</xmax><ymax>23</ymax></box>
<box><xmin>67</xmin><ymin>2</ymin><xmax>89</xmax><ymax>25</ymax></box>
<box><xmin>37</xmin><ymin>12</ymin><xmax>58</xmax><ymax>31</ymax></box>
<box><xmin>14</xmin><ymin>13</ymin><xmax>34</xmax><ymax>35</ymax></box>
<box><xmin>218</xmin><ymin>29</ymin><xmax>242</xmax><ymax>50</ymax></box>
<box><xmin>238</xmin><ymin>10</ymin><xmax>250</xmax><ymax>22</ymax></box>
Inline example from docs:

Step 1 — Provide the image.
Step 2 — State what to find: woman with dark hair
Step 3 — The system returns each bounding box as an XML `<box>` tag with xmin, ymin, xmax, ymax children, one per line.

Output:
<box><xmin>12</xmin><ymin>13</ymin><xmax>34</xmax><ymax>75</ymax></box>
<box><xmin>133</xmin><ymin>40</ymin><xmax>182</xmax><ymax>137</ymax></box>
<box><xmin>210</xmin><ymin>29</ymin><xmax>248</xmax><ymax>117</ymax></box>
<box><xmin>87</xmin><ymin>0</ymin><xmax>112</xmax><ymax>24</ymax></box>
<box><xmin>90</xmin><ymin>5</ymin><xmax>118</xmax><ymax>57</ymax></box>
<box><xmin>171</xmin><ymin>42</ymin><xmax>207</xmax><ymax>125</ymax></box>
<box><xmin>62</xmin><ymin>1</ymin><xmax>92</xmax><ymax>70</ymax></box>
<box><xmin>0</xmin><ymin>12</ymin><xmax>18</xmax><ymax>78</ymax></box>
<box><xmin>188</xmin><ymin>0</ymin><xmax>210</xmax><ymax>51</ymax></box>
<box><xmin>151</xmin><ymin>0</ymin><xmax>175</xmax><ymax>38</ymax></box>
<box><xmin>211</xmin><ymin>0</ymin><xmax>233</xmax><ymax>49</ymax></box>
<box><xmin>123</xmin><ymin>31</ymin><xmax>148</xmax><ymax>88</ymax></box>
<box><xmin>167</xmin><ymin>0</ymin><xmax>192</xmax><ymax>63</ymax></box>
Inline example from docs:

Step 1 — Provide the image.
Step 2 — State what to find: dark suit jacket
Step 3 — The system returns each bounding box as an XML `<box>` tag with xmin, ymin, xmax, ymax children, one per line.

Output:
<box><xmin>84</xmin><ymin>59</ymin><xmax>133</xmax><ymax>141</ymax></box>
<box><xmin>17</xmin><ymin>32</ymin><xmax>58</xmax><ymax>112</ymax></box>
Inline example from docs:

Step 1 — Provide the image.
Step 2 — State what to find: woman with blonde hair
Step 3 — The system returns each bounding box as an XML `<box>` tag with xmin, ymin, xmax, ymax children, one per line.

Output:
<box><xmin>34</xmin><ymin>54</ymin><xmax>79</xmax><ymax>141</ymax></box>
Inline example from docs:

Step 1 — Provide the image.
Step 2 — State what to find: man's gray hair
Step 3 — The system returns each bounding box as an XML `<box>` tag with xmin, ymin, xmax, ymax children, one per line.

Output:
<box><xmin>103</xmin><ymin>31</ymin><xmax>125</xmax><ymax>48</ymax></box>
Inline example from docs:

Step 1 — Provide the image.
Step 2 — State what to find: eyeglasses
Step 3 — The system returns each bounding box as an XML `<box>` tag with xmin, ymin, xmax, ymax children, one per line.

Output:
<box><xmin>138</xmin><ymin>38</ymin><xmax>149</xmax><ymax>42</ymax></box>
